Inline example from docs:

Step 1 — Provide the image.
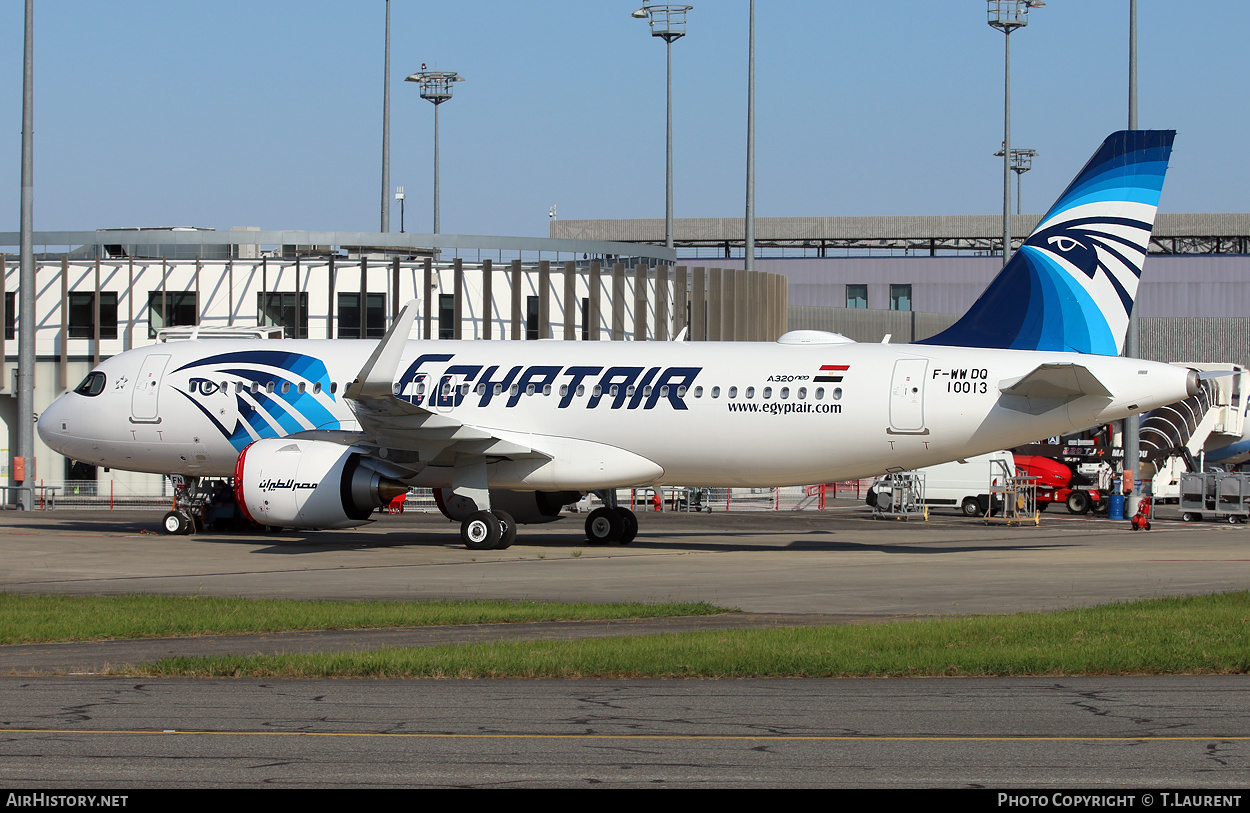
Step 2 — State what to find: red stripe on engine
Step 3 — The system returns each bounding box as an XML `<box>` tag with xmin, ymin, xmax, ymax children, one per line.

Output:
<box><xmin>233</xmin><ymin>442</ymin><xmax>257</xmax><ymax>525</ymax></box>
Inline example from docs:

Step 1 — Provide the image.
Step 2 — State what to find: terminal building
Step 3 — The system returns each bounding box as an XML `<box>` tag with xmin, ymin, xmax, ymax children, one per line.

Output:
<box><xmin>2</xmin><ymin>212</ymin><xmax>1247</xmax><ymax>499</ymax></box>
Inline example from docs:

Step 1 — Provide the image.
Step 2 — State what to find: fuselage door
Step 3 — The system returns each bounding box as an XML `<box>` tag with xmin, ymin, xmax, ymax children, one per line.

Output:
<box><xmin>131</xmin><ymin>353</ymin><xmax>170</xmax><ymax>423</ymax></box>
<box><xmin>889</xmin><ymin>358</ymin><xmax>928</xmax><ymax>434</ymax></box>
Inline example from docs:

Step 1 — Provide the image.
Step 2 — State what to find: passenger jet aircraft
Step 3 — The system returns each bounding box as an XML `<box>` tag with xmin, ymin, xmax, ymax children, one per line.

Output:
<box><xmin>39</xmin><ymin>131</ymin><xmax>1198</xmax><ymax>548</ymax></box>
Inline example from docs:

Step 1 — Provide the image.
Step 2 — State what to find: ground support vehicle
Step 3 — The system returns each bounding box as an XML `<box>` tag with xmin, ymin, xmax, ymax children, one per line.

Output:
<box><xmin>1013</xmin><ymin>454</ymin><xmax>1107</xmax><ymax>514</ymax></box>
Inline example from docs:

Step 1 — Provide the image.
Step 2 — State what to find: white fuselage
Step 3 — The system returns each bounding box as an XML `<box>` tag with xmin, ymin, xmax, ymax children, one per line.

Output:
<box><xmin>38</xmin><ymin>337</ymin><xmax>1196</xmax><ymax>490</ymax></box>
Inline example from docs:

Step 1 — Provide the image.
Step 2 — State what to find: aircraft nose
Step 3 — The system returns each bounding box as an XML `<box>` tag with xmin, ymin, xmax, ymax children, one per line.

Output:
<box><xmin>37</xmin><ymin>394</ymin><xmax>71</xmax><ymax>449</ymax></box>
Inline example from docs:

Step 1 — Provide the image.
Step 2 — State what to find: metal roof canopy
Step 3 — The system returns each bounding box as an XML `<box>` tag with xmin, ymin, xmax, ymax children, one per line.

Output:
<box><xmin>551</xmin><ymin>214</ymin><xmax>1250</xmax><ymax>256</ymax></box>
<box><xmin>0</xmin><ymin>230</ymin><xmax>677</xmax><ymax>264</ymax></box>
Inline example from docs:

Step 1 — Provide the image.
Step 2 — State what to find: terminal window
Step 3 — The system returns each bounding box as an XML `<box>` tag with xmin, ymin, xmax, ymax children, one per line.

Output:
<box><xmin>148</xmin><ymin>291</ymin><xmax>199</xmax><ymax>338</ymax></box>
<box><xmin>526</xmin><ymin>296</ymin><xmax>541</xmax><ymax>340</ymax></box>
<box><xmin>438</xmin><ymin>294</ymin><xmax>456</xmax><ymax>339</ymax></box>
<box><xmin>4</xmin><ymin>292</ymin><xmax>13</xmax><ymax>340</ymax></box>
<box><xmin>68</xmin><ymin>292</ymin><xmax>119</xmax><ymax>339</ymax></box>
<box><xmin>337</xmin><ymin>292</ymin><xmax>386</xmax><ymax>339</ymax></box>
<box><xmin>257</xmin><ymin>292</ymin><xmax>308</xmax><ymax>339</ymax></box>
<box><xmin>890</xmin><ymin>284</ymin><xmax>912</xmax><ymax>312</ymax></box>
<box><xmin>846</xmin><ymin>284</ymin><xmax>867</xmax><ymax>309</ymax></box>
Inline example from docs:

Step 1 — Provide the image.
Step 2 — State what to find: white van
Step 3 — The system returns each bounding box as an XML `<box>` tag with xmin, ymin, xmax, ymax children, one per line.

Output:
<box><xmin>866</xmin><ymin>451</ymin><xmax>1015</xmax><ymax>516</ymax></box>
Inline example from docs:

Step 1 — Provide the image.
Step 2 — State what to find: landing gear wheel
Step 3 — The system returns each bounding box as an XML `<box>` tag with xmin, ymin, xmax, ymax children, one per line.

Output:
<box><xmin>1066</xmin><ymin>491</ymin><xmax>1091</xmax><ymax>515</ymax></box>
<box><xmin>615</xmin><ymin>507</ymin><xmax>638</xmax><ymax>545</ymax></box>
<box><xmin>585</xmin><ymin>506</ymin><xmax>623</xmax><ymax>545</ymax></box>
<box><xmin>492</xmin><ymin>509</ymin><xmax>517</xmax><ymax>550</ymax></box>
<box><xmin>461</xmin><ymin>510</ymin><xmax>502</xmax><ymax>550</ymax></box>
<box><xmin>162</xmin><ymin>511</ymin><xmax>189</xmax><ymax>535</ymax></box>
<box><xmin>960</xmin><ymin>497</ymin><xmax>981</xmax><ymax>517</ymax></box>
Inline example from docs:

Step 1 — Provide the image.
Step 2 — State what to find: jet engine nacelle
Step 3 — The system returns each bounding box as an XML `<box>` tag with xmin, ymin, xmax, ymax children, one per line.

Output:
<box><xmin>433</xmin><ymin>488</ymin><xmax>581</xmax><ymax>525</ymax></box>
<box><xmin>235</xmin><ymin>438</ymin><xmax>409</xmax><ymax>529</ymax></box>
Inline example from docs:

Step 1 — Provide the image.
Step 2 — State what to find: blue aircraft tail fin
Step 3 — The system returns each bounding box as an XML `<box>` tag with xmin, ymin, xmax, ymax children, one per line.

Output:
<box><xmin>919</xmin><ymin>130</ymin><xmax>1175</xmax><ymax>355</ymax></box>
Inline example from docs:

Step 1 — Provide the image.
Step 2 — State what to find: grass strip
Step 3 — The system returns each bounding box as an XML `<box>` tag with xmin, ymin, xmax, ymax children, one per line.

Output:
<box><xmin>0</xmin><ymin>594</ymin><xmax>728</xmax><ymax>645</ymax></box>
<box><xmin>135</xmin><ymin>592</ymin><xmax>1250</xmax><ymax>678</ymax></box>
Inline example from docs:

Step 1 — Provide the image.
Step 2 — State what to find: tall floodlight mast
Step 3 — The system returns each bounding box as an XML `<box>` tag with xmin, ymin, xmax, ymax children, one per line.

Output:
<box><xmin>405</xmin><ymin>69</ymin><xmax>464</xmax><ymax>234</ymax></box>
<box><xmin>380</xmin><ymin>0</ymin><xmax>392</xmax><ymax>232</ymax></box>
<box><xmin>986</xmin><ymin>1</ymin><xmax>1042</xmax><ymax>265</ymax></box>
<box><xmin>632</xmin><ymin>2</ymin><xmax>692</xmax><ymax>252</ymax></box>
<box><xmin>1124</xmin><ymin>0</ymin><xmax>1142</xmax><ymax>507</ymax></box>
<box><xmin>18</xmin><ymin>0</ymin><xmax>35</xmax><ymax>511</ymax></box>
<box><xmin>744</xmin><ymin>0</ymin><xmax>755</xmax><ymax>272</ymax></box>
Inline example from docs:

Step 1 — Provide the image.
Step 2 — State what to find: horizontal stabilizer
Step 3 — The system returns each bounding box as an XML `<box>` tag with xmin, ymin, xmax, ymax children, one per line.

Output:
<box><xmin>1000</xmin><ymin>363</ymin><xmax>1112</xmax><ymax>400</ymax></box>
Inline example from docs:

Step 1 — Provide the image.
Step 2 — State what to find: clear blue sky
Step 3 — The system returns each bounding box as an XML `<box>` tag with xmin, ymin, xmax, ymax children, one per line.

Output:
<box><xmin>2</xmin><ymin>1</ymin><xmax>1246</xmax><ymax>238</ymax></box>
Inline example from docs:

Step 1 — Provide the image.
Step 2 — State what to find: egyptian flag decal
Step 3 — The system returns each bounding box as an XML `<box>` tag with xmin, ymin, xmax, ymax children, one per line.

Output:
<box><xmin>815</xmin><ymin>365</ymin><xmax>848</xmax><ymax>383</ymax></box>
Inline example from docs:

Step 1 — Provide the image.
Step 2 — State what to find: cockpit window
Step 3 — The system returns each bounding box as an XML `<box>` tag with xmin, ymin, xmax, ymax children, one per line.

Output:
<box><xmin>74</xmin><ymin>371</ymin><xmax>107</xmax><ymax>397</ymax></box>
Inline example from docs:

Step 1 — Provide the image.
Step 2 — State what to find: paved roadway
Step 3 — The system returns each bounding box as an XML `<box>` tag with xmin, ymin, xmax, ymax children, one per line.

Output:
<box><xmin>4</xmin><ymin>504</ymin><xmax>1250</xmax><ymax>614</ymax></box>
<box><xmin>2</xmin><ymin>504</ymin><xmax>1249</xmax><ymax>788</ymax></box>
<box><xmin>2</xmin><ymin>676</ymin><xmax>1248</xmax><ymax>789</ymax></box>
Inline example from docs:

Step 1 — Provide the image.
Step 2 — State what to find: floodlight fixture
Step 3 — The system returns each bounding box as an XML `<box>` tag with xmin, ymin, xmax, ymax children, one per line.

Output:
<box><xmin>633</xmin><ymin>3</ymin><xmax>693</xmax><ymax>251</ymax></box>
<box><xmin>987</xmin><ymin>0</ymin><xmax>1040</xmax><ymax>264</ymax></box>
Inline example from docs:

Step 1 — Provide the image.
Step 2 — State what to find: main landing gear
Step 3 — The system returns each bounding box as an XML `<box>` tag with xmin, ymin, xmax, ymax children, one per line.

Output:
<box><xmin>459</xmin><ymin>509</ymin><xmax>517</xmax><ymax>551</ymax></box>
<box><xmin>584</xmin><ymin>490</ymin><xmax>638</xmax><ymax>545</ymax></box>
